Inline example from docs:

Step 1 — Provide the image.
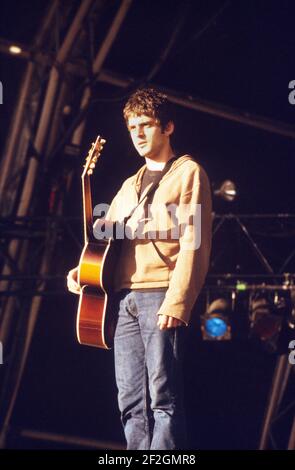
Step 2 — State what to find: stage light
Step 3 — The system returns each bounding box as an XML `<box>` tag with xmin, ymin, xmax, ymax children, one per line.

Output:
<box><xmin>201</xmin><ymin>298</ymin><xmax>232</xmax><ymax>340</ymax></box>
<box><xmin>249</xmin><ymin>292</ymin><xmax>283</xmax><ymax>352</ymax></box>
<box><xmin>9</xmin><ymin>45</ymin><xmax>22</xmax><ymax>55</ymax></box>
<box><xmin>214</xmin><ymin>180</ymin><xmax>237</xmax><ymax>202</ymax></box>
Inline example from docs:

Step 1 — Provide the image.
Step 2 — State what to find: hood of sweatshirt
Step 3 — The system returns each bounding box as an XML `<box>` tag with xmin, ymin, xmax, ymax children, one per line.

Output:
<box><xmin>134</xmin><ymin>154</ymin><xmax>195</xmax><ymax>193</ymax></box>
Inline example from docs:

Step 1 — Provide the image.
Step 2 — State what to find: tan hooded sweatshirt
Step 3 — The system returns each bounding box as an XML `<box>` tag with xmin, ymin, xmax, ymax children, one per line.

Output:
<box><xmin>104</xmin><ymin>155</ymin><xmax>212</xmax><ymax>325</ymax></box>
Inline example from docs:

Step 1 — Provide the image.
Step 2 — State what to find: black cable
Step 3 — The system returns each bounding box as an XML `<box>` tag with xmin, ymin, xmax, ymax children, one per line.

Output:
<box><xmin>145</xmin><ymin>0</ymin><xmax>191</xmax><ymax>82</ymax></box>
<box><xmin>173</xmin><ymin>0</ymin><xmax>231</xmax><ymax>58</ymax></box>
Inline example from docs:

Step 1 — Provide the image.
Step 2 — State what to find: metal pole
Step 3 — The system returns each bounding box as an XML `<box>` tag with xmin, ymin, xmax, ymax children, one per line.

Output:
<box><xmin>259</xmin><ymin>355</ymin><xmax>291</xmax><ymax>449</ymax></box>
<box><xmin>0</xmin><ymin>63</ymin><xmax>34</xmax><ymax>201</ymax></box>
<box><xmin>65</xmin><ymin>0</ymin><xmax>133</xmax><ymax>203</ymax></box>
<box><xmin>19</xmin><ymin>428</ymin><xmax>125</xmax><ymax>449</ymax></box>
<box><xmin>0</xmin><ymin>0</ymin><xmax>60</xmax><ymax>202</ymax></box>
<box><xmin>0</xmin><ymin>241</ymin><xmax>55</xmax><ymax>448</ymax></box>
<box><xmin>1</xmin><ymin>45</ymin><xmax>295</xmax><ymax>140</ymax></box>
<box><xmin>18</xmin><ymin>0</ymin><xmax>95</xmax><ymax>217</ymax></box>
<box><xmin>72</xmin><ymin>0</ymin><xmax>133</xmax><ymax>144</ymax></box>
<box><xmin>96</xmin><ymin>70</ymin><xmax>295</xmax><ymax>140</ymax></box>
<box><xmin>287</xmin><ymin>414</ymin><xmax>295</xmax><ymax>450</ymax></box>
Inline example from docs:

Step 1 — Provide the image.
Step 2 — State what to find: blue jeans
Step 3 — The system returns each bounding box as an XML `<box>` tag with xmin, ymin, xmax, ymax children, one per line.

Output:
<box><xmin>114</xmin><ymin>289</ymin><xmax>187</xmax><ymax>450</ymax></box>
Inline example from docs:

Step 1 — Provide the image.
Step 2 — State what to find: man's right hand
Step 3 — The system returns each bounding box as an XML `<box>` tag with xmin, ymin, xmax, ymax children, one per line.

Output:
<box><xmin>67</xmin><ymin>266</ymin><xmax>81</xmax><ymax>295</ymax></box>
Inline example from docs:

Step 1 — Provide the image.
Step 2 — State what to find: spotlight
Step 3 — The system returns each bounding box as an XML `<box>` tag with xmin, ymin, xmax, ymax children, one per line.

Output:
<box><xmin>214</xmin><ymin>180</ymin><xmax>237</xmax><ymax>202</ymax></box>
<box><xmin>201</xmin><ymin>298</ymin><xmax>232</xmax><ymax>340</ymax></box>
<box><xmin>249</xmin><ymin>292</ymin><xmax>282</xmax><ymax>352</ymax></box>
<box><xmin>9</xmin><ymin>45</ymin><xmax>22</xmax><ymax>55</ymax></box>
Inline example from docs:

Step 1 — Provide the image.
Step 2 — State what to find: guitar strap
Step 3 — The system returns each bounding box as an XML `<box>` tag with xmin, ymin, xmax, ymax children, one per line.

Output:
<box><xmin>124</xmin><ymin>156</ymin><xmax>177</xmax><ymax>224</ymax></box>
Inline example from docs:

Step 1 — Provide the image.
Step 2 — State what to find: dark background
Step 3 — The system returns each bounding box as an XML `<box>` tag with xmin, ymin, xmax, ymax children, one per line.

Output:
<box><xmin>0</xmin><ymin>0</ymin><xmax>294</xmax><ymax>450</ymax></box>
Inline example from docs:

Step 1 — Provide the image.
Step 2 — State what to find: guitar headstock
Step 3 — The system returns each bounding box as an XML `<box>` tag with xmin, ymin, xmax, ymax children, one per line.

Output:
<box><xmin>82</xmin><ymin>135</ymin><xmax>106</xmax><ymax>178</ymax></box>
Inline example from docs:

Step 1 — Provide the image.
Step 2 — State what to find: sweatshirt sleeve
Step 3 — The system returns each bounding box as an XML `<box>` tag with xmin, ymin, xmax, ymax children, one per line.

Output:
<box><xmin>156</xmin><ymin>164</ymin><xmax>212</xmax><ymax>325</ymax></box>
<box><xmin>92</xmin><ymin>187</ymin><xmax>124</xmax><ymax>240</ymax></box>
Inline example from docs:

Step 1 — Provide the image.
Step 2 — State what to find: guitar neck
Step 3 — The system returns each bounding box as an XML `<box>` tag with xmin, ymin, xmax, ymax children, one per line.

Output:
<box><xmin>81</xmin><ymin>135</ymin><xmax>106</xmax><ymax>244</ymax></box>
<box><xmin>82</xmin><ymin>174</ymin><xmax>93</xmax><ymax>244</ymax></box>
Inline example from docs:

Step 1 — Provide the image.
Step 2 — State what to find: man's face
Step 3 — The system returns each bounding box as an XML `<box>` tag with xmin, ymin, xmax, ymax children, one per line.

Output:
<box><xmin>127</xmin><ymin>114</ymin><xmax>172</xmax><ymax>159</ymax></box>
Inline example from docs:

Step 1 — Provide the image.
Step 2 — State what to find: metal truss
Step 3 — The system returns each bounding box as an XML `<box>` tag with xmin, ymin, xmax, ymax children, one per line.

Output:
<box><xmin>210</xmin><ymin>213</ymin><xmax>295</xmax><ymax>450</ymax></box>
<box><xmin>0</xmin><ymin>0</ymin><xmax>133</xmax><ymax>448</ymax></box>
<box><xmin>0</xmin><ymin>215</ymin><xmax>81</xmax><ymax>296</ymax></box>
<box><xmin>212</xmin><ymin>213</ymin><xmax>295</xmax><ymax>275</ymax></box>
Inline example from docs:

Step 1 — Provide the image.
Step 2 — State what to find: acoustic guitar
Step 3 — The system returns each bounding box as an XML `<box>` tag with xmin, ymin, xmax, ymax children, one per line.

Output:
<box><xmin>76</xmin><ymin>136</ymin><xmax>120</xmax><ymax>349</ymax></box>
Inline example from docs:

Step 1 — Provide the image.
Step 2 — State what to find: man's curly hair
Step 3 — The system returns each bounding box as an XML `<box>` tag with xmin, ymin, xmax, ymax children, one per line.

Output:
<box><xmin>123</xmin><ymin>88</ymin><xmax>173</xmax><ymax>131</ymax></box>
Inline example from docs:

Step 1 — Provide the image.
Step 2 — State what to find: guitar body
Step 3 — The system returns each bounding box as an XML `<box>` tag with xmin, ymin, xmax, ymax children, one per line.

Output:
<box><xmin>76</xmin><ymin>238</ymin><xmax>121</xmax><ymax>349</ymax></box>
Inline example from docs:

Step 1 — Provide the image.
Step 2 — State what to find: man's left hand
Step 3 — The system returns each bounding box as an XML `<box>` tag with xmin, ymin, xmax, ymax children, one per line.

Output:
<box><xmin>157</xmin><ymin>314</ymin><xmax>183</xmax><ymax>330</ymax></box>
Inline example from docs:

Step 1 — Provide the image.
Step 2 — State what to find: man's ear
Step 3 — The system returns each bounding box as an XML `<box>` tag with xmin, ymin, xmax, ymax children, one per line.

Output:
<box><xmin>164</xmin><ymin>121</ymin><xmax>174</xmax><ymax>136</ymax></box>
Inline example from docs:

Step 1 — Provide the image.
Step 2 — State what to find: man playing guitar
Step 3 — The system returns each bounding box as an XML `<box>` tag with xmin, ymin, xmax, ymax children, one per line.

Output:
<box><xmin>67</xmin><ymin>88</ymin><xmax>212</xmax><ymax>450</ymax></box>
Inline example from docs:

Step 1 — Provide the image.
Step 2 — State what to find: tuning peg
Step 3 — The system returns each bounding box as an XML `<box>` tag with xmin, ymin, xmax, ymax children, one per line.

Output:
<box><xmin>87</xmin><ymin>169</ymin><xmax>93</xmax><ymax>175</ymax></box>
<box><xmin>90</xmin><ymin>162</ymin><xmax>96</xmax><ymax>169</ymax></box>
<box><xmin>92</xmin><ymin>156</ymin><xmax>98</xmax><ymax>163</ymax></box>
